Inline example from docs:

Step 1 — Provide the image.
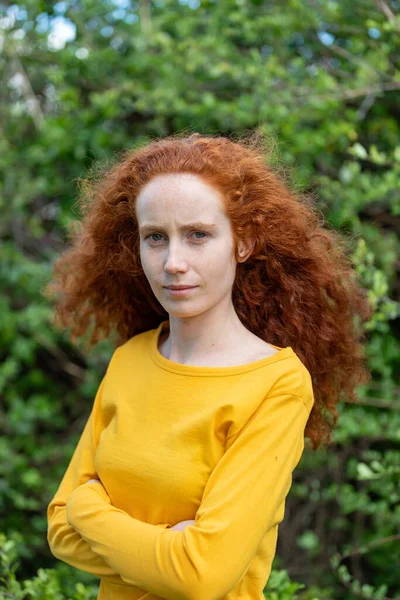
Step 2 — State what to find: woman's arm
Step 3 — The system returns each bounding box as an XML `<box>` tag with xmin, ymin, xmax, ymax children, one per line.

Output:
<box><xmin>86</xmin><ymin>479</ymin><xmax>190</xmax><ymax>530</ymax></box>
<box><xmin>47</xmin><ymin>378</ymin><xmax>128</xmax><ymax>582</ymax></box>
<box><xmin>66</xmin><ymin>391</ymin><xmax>313</xmax><ymax>600</ymax></box>
<box><xmin>47</xmin><ymin>376</ymin><xmax>170</xmax><ymax>583</ymax></box>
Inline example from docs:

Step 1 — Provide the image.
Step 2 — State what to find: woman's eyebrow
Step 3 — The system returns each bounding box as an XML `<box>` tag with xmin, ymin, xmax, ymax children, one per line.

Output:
<box><xmin>139</xmin><ymin>222</ymin><xmax>217</xmax><ymax>233</ymax></box>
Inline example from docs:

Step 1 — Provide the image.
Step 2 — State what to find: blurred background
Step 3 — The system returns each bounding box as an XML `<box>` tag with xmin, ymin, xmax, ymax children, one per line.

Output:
<box><xmin>0</xmin><ymin>1</ymin><xmax>399</xmax><ymax>599</ymax></box>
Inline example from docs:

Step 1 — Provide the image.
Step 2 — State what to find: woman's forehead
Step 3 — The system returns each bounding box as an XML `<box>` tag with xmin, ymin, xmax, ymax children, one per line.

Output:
<box><xmin>136</xmin><ymin>174</ymin><xmax>226</xmax><ymax>222</ymax></box>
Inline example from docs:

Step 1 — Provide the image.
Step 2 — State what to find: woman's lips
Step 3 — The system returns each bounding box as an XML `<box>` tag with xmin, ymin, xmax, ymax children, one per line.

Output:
<box><xmin>164</xmin><ymin>286</ymin><xmax>198</xmax><ymax>296</ymax></box>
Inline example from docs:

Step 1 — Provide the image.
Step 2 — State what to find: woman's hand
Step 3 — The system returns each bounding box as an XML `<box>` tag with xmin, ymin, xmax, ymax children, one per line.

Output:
<box><xmin>170</xmin><ymin>519</ymin><xmax>195</xmax><ymax>531</ymax></box>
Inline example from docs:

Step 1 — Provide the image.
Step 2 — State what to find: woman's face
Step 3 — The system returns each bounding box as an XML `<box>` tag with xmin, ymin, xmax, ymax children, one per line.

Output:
<box><xmin>135</xmin><ymin>172</ymin><xmax>247</xmax><ymax>319</ymax></box>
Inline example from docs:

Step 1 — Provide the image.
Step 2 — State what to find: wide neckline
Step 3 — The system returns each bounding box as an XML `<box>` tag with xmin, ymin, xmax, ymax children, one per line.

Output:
<box><xmin>149</xmin><ymin>320</ymin><xmax>294</xmax><ymax>376</ymax></box>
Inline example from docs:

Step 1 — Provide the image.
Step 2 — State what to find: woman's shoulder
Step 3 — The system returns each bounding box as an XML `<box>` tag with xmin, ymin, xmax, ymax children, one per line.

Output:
<box><xmin>107</xmin><ymin>326</ymin><xmax>155</xmax><ymax>370</ymax></box>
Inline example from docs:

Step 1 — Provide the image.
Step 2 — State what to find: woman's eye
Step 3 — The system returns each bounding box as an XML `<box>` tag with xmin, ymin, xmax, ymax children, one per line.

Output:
<box><xmin>145</xmin><ymin>232</ymin><xmax>209</xmax><ymax>242</ymax></box>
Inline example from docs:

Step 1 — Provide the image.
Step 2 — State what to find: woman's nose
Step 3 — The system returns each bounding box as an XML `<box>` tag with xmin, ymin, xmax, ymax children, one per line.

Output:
<box><xmin>164</xmin><ymin>242</ymin><xmax>188</xmax><ymax>270</ymax></box>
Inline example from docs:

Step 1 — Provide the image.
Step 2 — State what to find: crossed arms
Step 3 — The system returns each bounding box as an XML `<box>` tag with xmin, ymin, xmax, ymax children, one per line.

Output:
<box><xmin>48</xmin><ymin>376</ymin><xmax>312</xmax><ymax>600</ymax></box>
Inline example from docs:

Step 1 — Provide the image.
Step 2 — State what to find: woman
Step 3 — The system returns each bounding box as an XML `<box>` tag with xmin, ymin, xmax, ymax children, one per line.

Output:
<box><xmin>46</xmin><ymin>131</ymin><xmax>372</xmax><ymax>600</ymax></box>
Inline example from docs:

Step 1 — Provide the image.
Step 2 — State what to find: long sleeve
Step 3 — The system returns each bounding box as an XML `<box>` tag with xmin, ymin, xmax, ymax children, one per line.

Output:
<box><xmin>47</xmin><ymin>375</ymin><xmax>170</xmax><ymax>584</ymax></box>
<box><xmin>66</xmin><ymin>391</ymin><xmax>312</xmax><ymax>600</ymax></box>
<box><xmin>47</xmin><ymin>376</ymin><xmax>127</xmax><ymax>582</ymax></box>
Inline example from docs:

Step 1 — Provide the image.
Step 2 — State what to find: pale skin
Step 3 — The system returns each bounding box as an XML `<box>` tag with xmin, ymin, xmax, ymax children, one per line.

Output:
<box><xmin>135</xmin><ymin>172</ymin><xmax>277</xmax><ymax>366</ymax></box>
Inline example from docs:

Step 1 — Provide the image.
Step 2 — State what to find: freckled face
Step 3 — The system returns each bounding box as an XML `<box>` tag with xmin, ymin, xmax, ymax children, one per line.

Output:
<box><xmin>135</xmin><ymin>173</ymin><xmax>238</xmax><ymax>318</ymax></box>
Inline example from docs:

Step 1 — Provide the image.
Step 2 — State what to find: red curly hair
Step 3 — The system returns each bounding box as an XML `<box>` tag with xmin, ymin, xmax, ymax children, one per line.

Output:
<box><xmin>46</xmin><ymin>131</ymin><xmax>373</xmax><ymax>450</ymax></box>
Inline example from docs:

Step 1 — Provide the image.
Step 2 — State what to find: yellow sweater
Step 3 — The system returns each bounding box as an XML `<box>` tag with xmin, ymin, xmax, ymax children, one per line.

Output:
<box><xmin>47</xmin><ymin>319</ymin><xmax>314</xmax><ymax>600</ymax></box>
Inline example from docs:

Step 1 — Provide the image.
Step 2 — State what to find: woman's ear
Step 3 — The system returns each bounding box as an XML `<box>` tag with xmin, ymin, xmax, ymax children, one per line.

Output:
<box><xmin>237</xmin><ymin>238</ymin><xmax>256</xmax><ymax>263</ymax></box>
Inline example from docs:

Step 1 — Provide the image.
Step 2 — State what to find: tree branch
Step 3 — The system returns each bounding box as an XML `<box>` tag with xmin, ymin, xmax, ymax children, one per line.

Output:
<box><xmin>9</xmin><ymin>54</ymin><xmax>43</xmax><ymax>129</ymax></box>
<box><xmin>376</xmin><ymin>0</ymin><xmax>400</xmax><ymax>30</ymax></box>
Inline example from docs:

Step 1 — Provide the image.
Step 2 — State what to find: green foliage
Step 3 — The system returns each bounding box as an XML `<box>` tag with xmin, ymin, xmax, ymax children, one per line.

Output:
<box><xmin>264</xmin><ymin>568</ymin><xmax>333</xmax><ymax>599</ymax></box>
<box><xmin>0</xmin><ymin>0</ymin><xmax>399</xmax><ymax>598</ymax></box>
<box><xmin>0</xmin><ymin>534</ymin><xmax>98</xmax><ymax>599</ymax></box>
